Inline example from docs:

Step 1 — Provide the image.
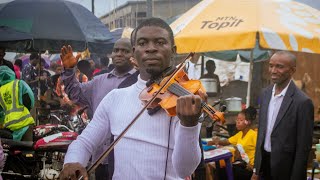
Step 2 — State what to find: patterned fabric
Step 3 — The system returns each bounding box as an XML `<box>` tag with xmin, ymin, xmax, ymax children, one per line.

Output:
<box><xmin>21</xmin><ymin>63</ymin><xmax>36</xmax><ymax>82</ymax></box>
<box><xmin>22</xmin><ymin>63</ymin><xmax>37</xmax><ymax>97</ymax></box>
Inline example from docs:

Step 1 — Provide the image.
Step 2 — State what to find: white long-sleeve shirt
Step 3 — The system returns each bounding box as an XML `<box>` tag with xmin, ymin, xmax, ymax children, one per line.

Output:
<box><xmin>264</xmin><ymin>82</ymin><xmax>290</xmax><ymax>152</ymax></box>
<box><xmin>64</xmin><ymin>75</ymin><xmax>202</xmax><ymax>180</ymax></box>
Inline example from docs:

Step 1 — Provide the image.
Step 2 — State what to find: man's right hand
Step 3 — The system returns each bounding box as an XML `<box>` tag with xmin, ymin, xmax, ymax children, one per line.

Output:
<box><xmin>251</xmin><ymin>173</ymin><xmax>259</xmax><ymax>180</ymax></box>
<box><xmin>60</xmin><ymin>45</ymin><xmax>81</xmax><ymax>68</ymax></box>
<box><xmin>59</xmin><ymin>163</ymin><xmax>88</xmax><ymax>180</ymax></box>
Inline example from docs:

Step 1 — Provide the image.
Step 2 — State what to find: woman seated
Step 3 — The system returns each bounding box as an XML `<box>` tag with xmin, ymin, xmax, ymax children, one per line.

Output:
<box><xmin>208</xmin><ymin>106</ymin><xmax>257</xmax><ymax>180</ymax></box>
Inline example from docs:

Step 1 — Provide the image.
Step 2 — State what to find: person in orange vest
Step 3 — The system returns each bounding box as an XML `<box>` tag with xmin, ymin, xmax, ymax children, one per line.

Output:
<box><xmin>0</xmin><ymin>66</ymin><xmax>35</xmax><ymax>141</ymax></box>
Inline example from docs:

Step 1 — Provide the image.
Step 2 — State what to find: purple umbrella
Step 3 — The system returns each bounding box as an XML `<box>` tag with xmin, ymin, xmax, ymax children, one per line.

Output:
<box><xmin>19</xmin><ymin>54</ymin><xmax>50</xmax><ymax>69</ymax></box>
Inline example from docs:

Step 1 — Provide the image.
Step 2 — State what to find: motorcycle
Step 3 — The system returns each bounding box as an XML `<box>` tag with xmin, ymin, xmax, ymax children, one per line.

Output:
<box><xmin>0</xmin><ymin>106</ymin><xmax>88</xmax><ymax>179</ymax></box>
<box><xmin>34</xmin><ymin>106</ymin><xmax>89</xmax><ymax>140</ymax></box>
<box><xmin>1</xmin><ymin>131</ymin><xmax>78</xmax><ymax>179</ymax></box>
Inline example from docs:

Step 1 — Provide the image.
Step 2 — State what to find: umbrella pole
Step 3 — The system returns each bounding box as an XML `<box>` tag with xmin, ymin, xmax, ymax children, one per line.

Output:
<box><xmin>38</xmin><ymin>51</ymin><xmax>41</xmax><ymax>101</ymax></box>
<box><xmin>34</xmin><ymin>51</ymin><xmax>42</xmax><ymax>126</ymax></box>
<box><xmin>201</xmin><ymin>55</ymin><xmax>204</xmax><ymax>77</ymax></box>
<box><xmin>246</xmin><ymin>50</ymin><xmax>254</xmax><ymax>108</ymax></box>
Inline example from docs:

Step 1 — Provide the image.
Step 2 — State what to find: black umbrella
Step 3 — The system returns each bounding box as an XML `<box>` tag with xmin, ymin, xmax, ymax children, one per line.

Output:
<box><xmin>0</xmin><ymin>26</ymin><xmax>32</xmax><ymax>41</ymax></box>
<box><xmin>0</xmin><ymin>0</ymin><xmax>113</xmax><ymax>54</ymax></box>
<box><xmin>0</xmin><ymin>25</ymin><xmax>32</xmax><ymax>51</ymax></box>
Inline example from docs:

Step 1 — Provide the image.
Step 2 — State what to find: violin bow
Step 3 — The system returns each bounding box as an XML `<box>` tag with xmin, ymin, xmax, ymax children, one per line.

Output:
<box><xmin>78</xmin><ymin>52</ymin><xmax>194</xmax><ymax>180</ymax></box>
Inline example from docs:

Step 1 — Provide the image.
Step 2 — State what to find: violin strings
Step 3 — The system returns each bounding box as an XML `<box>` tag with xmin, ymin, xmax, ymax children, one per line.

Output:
<box><xmin>168</xmin><ymin>83</ymin><xmax>216</xmax><ymax>115</ymax></box>
<box><xmin>167</xmin><ymin>83</ymin><xmax>191</xmax><ymax>96</ymax></box>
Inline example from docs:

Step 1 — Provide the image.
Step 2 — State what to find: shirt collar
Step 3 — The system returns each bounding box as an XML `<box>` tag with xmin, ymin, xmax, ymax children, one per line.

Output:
<box><xmin>136</xmin><ymin>75</ymin><xmax>147</xmax><ymax>90</ymax></box>
<box><xmin>272</xmin><ymin>80</ymin><xmax>291</xmax><ymax>97</ymax></box>
<box><xmin>107</xmin><ymin>68</ymin><xmax>137</xmax><ymax>78</ymax></box>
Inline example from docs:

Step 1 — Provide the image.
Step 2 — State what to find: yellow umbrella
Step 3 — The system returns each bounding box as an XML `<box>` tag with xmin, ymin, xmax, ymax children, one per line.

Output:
<box><xmin>171</xmin><ymin>0</ymin><xmax>320</xmax><ymax>54</ymax></box>
<box><xmin>110</xmin><ymin>27</ymin><xmax>134</xmax><ymax>40</ymax></box>
<box><xmin>170</xmin><ymin>0</ymin><xmax>320</xmax><ymax>106</ymax></box>
<box><xmin>121</xmin><ymin>27</ymin><xmax>134</xmax><ymax>39</ymax></box>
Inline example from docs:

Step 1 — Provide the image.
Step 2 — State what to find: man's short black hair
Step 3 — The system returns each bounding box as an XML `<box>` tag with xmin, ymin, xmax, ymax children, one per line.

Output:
<box><xmin>77</xmin><ymin>60</ymin><xmax>91</xmax><ymax>74</ymax></box>
<box><xmin>273</xmin><ymin>51</ymin><xmax>296</xmax><ymax>67</ymax></box>
<box><xmin>206</xmin><ymin>60</ymin><xmax>216</xmax><ymax>66</ymax></box>
<box><xmin>130</xmin><ymin>28</ymin><xmax>136</xmax><ymax>46</ymax></box>
<box><xmin>133</xmin><ymin>17</ymin><xmax>174</xmax><ymax>46</ymax></box>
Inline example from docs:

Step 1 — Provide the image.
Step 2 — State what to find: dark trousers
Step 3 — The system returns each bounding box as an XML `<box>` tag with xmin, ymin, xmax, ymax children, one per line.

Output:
<box><xmin>233</xmin><ymin>165</ymin><xmax>253</xmax><ymax>180</ymax></box>
<box><xmin>95</xmin><ymin>164</ymin><xmax>109</xmax><ymax>180</ymax></box>
<box><xmin>261</xmin><ymin>150</ymin><xmax>272</xmax><ymax>180</ymax></box>
<box><xmin>95</xmin><ymin>135</ymin><xmax>115</xmax><ymax>180</ymax></box>
<box><xmin>215</xmin><ymin>164</ymin><xmax>253</xmax><ymax>180</ymax></box>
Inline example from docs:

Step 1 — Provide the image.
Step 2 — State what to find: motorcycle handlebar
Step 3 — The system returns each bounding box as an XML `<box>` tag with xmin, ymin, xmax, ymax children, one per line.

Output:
<box><xmin>77</xmin><ymin>106</ymin><xmax>88</xmax><ymax>116</ymax></box>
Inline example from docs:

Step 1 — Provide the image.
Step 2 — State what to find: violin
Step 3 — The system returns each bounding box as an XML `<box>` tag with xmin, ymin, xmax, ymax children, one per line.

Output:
<box><xmin>139</xmin><ymin>62</ymin><xmax>224</xmax><ymax>123</ymax></box>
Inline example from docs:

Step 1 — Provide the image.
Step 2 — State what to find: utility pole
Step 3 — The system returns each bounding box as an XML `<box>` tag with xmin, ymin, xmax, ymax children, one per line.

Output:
<box><xmin>146</xmin><ymin>0</ymin><xmax>153</xmax><ymax>18</ymax></box>
<box><xmin>92</xmin><ymin>0</ymin><xmax>95</xmax><ymax>15</ymax></box>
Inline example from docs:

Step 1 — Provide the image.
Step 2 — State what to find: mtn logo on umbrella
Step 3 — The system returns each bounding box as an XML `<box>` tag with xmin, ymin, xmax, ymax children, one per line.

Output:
<box><xmin>201</xmin><ymin>17</ymin><xmax>244</xmax><ymax>30</ymax></box>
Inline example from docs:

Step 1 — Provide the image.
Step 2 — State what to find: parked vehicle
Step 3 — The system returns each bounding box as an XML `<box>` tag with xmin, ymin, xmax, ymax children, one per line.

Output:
<box><xmin>0</xmin><ymin>104</ymin><xmax>89</xmax><ymax>179</ymax></box>
<box><xmin>1</xmin><ymin>131</ymin><xmax>78</xmax><ymax>179</ymax></box>
<box><xmin>34</xmin><ymin>106</ymin><xmax>89</xmax><ymax>140</ymax></box>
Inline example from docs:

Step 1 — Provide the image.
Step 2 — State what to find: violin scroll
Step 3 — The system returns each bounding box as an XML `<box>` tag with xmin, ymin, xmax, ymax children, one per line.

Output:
<box><xmin>202</xmin><ymin>103</ymin><xmax>225</xmax><ymax>124</ymax></box>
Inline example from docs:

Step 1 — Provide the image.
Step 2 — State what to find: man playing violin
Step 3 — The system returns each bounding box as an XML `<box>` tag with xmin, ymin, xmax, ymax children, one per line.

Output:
<box><xmin>60</xmin><ymin>17</ymin><xmax>203</xmax><ymax>180</ymax></box>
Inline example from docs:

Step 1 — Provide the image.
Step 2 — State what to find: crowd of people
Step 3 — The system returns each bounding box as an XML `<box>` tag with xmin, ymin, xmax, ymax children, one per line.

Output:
<box><xmin>0</xmin><ymin>17</ymin><xmax>315</xmax><ymax>180</ymax></box>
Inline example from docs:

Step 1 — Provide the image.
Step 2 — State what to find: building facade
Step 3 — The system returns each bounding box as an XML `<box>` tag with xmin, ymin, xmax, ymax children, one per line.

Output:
<box><xmin>100</xmin><ymin>0</ymin><xmax>201</xmax><ymax>30</ymax></box>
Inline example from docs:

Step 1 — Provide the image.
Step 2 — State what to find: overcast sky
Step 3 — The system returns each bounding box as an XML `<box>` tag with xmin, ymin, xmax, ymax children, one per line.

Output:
<box><xmin>0</xmin><ymin>0</ymin><xmax>318</xmax><ymax>18</ymax></box>
<box><xmin>71</xmin><ymin>0</ymin><xmax>320</xmax><ymax>17</ymax></box>
<box><xmin>68</xmin><ymin>0</ymin><xmax>319</xmax><ymax>18</ymax></box>
<box><xmin>0</xmin><ymin>0</ymin><xmax>130</xmax><ymax>18</ymax></box>
<box><xmin>67</xmin><ymin>0</ymin><xmax>134</xmax><ymax>18</ymax></box>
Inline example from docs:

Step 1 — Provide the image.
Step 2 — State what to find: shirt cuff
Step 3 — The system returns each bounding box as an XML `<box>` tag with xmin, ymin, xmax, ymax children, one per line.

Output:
<box><xmin>63</xmin><ymin>68</ymin><xmax>75</xmax><ymax>75</ymax></box>
<box><xmin>61</xmin><ymin>68</ymin><xmax>76</xmax><ymax>81</ymax></box>
<box><xmin>178</xmin><ymin>121</ymin><xmax>201</xmax><ymax>134</ymax></box>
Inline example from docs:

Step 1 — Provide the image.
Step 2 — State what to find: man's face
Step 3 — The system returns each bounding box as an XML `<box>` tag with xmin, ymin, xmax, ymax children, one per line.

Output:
<box><xmin>133</xmin><ymin>26</ymin><xmax>176</xmax><ymax>77</ymax></box>
<box><xmin>0</xmin><ymin>49</ymin><xmax>5</xmax><ymax>60</ymax></box>
<box><xmin>269</xmin><ymin>54</ymin><xmax>295</xmax><ymax>85</ymax></box>
<box><xmin>206</xmin><ymin>63</ymin><xmax>216</xmax><ymax>74</ymax></box>
<box><xmin>111</xmin><ymin>40</ymin><xmax>133</xmax><ymax>69</ymax></box>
